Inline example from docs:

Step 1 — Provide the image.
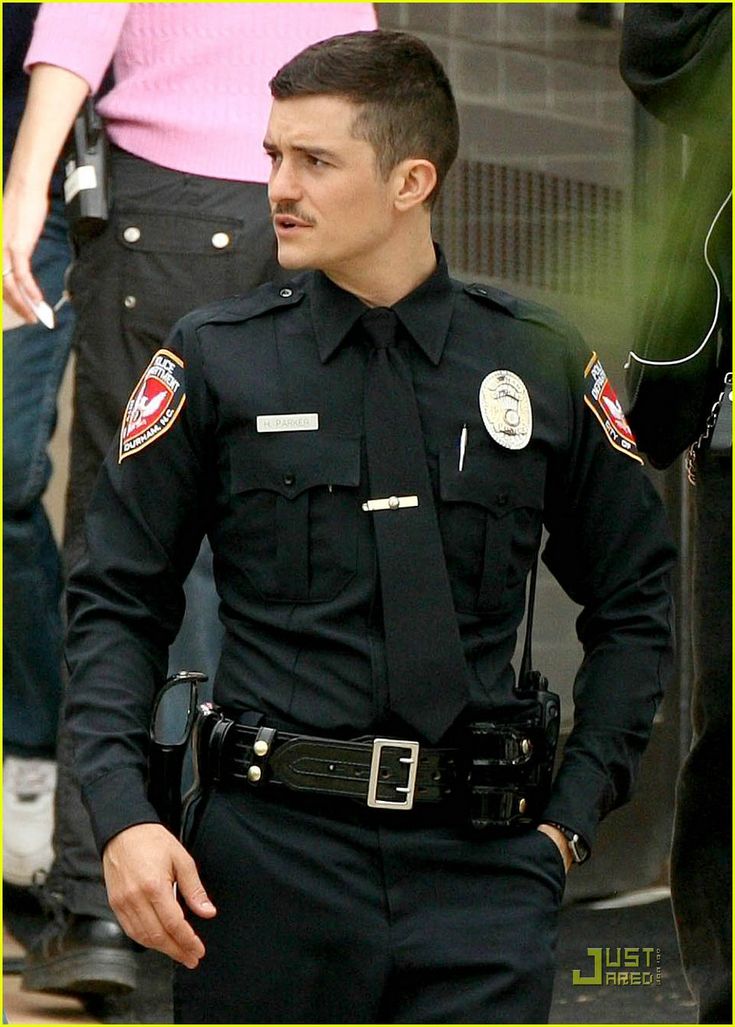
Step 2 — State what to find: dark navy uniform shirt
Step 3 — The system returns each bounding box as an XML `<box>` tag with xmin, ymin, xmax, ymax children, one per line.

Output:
<box><xmin>66</xmin><ymin>252</ymin><xmax>675</xmax><ymax>853</ymax></box>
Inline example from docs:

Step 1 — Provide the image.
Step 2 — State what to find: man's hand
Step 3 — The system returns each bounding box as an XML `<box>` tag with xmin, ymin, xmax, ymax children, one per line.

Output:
<box><xmin>536</xmin><ymin>822</ymin><xmax>573</xmax><ymax>873</ymax></box>
<box><xmin>102</xmin><ymin>822</ymin><xmax>217</xmax><ymax>969</ymax></box>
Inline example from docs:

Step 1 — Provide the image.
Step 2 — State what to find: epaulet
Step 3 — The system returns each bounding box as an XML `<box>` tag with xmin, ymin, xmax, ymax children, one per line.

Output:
<box><xmin>463</xmin><ymin>282</ymin><xmax>571</xmax><ymax>340</ymax></box>
<box><xmin>180</xmin><ymin>280</ymin><xmax>306</xmax><ymax>332</ymax></box>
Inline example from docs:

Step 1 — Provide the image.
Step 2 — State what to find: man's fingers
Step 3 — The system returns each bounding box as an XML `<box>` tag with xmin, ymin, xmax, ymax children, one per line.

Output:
<box><xmin>103</xmin><ymin>823</ymin><xmax>212</xmax><ymax>968</ymax></box>
<box><xmin>129</xmin><ymin>910</ymin><xmax>203</xmax><ymax>969</ymax></box>
<box><xmin>113</xmin><ymin>882</ymin><xmax>205</xmax><ymax>969</ymax></box>
<box><xmin>174</xmin><ymin>849</ymin><xmax>217</xmax><ymax>919</ymax></box>
<box><xmin>151</xmin><ymin>888</ymin><xmax>207</xmax><ymax>967</ymax></box>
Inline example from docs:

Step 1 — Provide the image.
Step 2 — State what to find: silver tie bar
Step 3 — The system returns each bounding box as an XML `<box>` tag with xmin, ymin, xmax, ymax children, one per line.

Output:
<box><xmin>361</xmin><ymin>495</ymin><xmax>419</xmax><ymax>513</ymax></box>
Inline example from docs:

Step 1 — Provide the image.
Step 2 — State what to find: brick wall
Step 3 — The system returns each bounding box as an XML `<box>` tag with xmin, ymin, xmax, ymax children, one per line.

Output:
<box><xmin>377</xmin><ymin>3</ymin><xmax>635</xmax><ymax>371</ymax></box>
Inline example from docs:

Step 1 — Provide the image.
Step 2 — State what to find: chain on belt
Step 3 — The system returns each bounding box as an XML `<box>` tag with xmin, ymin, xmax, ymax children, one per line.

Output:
<box><xmin>686</xmin><ymin>372</ymin><xmax>732</xmax><ymax>486</ymax></box>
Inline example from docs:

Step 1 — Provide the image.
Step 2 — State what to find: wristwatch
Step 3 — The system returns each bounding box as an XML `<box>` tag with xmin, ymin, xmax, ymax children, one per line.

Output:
<box><xmin>543</xmin><ymin>822</ymin><xmax>590</xmax><ymax>864</ymax></box>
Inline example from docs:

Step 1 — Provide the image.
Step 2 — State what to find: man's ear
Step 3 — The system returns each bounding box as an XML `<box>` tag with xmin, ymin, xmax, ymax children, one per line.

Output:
<box><xmin>392</xmin><ymin>159</ymin><xmax>437</xmax><ymax>211</ymax></box>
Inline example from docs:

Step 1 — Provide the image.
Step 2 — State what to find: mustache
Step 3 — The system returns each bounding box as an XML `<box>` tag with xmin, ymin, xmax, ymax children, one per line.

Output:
<box><xmin>271</xmin><ymin>204</ymin><xmax>316</xmax><ymax>226</ymax></box>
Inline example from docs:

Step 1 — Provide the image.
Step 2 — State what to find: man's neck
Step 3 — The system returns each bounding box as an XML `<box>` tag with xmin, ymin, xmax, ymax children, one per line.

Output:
<box><xmin>324</xmin><ymin>230</ymin><xmax>437</xmax><ymax>308</ymax></box>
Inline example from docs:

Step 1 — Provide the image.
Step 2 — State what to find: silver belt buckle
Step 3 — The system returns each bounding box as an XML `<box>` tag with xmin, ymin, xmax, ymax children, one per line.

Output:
<box><xmin>367</xmin><ymin>738</ymin><xmax>420</xmax><ymax>810</ymax></box>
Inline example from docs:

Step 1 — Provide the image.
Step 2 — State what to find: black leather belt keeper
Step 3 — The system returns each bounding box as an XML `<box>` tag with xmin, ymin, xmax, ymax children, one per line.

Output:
<box><xmin>190</xmin><ymin>702</ymin><xmax>558</xmax><ymax>828</ymax></box>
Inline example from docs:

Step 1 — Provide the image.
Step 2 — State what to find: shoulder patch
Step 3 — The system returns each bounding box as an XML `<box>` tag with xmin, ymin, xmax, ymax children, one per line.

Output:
<box><xmin>583</xmin><ymin>352</ymin><xmax>643</xmax><ymax>464</ymax></box>
<box><xmin>119</xmin><ymin>349</ymin><xmax>186</xmax><ymax>462</ymax></box>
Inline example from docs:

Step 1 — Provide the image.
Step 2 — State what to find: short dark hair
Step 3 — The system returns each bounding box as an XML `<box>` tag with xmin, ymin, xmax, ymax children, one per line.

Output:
<box><xmin>269</xmin><ymin>30</ymin><xmax>459</xmax><ymax>205</ymax></box>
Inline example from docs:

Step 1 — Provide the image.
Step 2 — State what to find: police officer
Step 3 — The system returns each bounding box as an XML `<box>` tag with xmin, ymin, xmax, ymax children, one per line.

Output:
<box><xmin>66</xmin><ymin>30</ymin><xmax>675</xmax><ymax>1025</ymax></box>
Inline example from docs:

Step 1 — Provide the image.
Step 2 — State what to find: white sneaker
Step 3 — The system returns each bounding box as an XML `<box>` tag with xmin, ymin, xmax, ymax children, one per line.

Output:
<box><xmin>3</xmin><ymin>756</ymin><xmax>57</xmax><ymax>886</ymax></box>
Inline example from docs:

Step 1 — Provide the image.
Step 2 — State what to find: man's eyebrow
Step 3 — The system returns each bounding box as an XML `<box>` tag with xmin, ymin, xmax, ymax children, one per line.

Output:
<box><xmin>295</xmin><ymin>145</ymin><xmax>336</xmax><ymax>158</ymax></box>
<box><xmin>262</xmin><ymin>140</ymin><xmax>338</xmax><ymax>160</ymax></box>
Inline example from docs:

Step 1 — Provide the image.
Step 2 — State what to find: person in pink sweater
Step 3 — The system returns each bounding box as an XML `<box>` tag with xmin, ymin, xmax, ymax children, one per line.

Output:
<box><xmin>3</xmin><ymin>2</ymin><xmax>375</xmax><ymax>1008</ymax></box>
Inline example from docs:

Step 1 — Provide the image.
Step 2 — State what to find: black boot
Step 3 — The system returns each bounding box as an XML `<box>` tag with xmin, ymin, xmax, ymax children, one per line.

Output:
<box><xmin>22</xmin><ymin>891</ymin><xmax>138</xmax><ymax>996</ymax></box>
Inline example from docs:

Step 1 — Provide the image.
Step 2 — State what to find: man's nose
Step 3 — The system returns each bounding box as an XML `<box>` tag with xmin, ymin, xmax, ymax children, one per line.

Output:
<box><xmin>269</xmin><ymin>159</ymin><xmax>301</xmax><ymax>204</ymax></box>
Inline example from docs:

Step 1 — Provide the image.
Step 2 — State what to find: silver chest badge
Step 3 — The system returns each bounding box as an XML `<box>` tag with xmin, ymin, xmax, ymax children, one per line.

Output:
<box><xmin>479</xmin><ymin>370</ymin><xmax>532</xmax><ymax>450</ymax></box>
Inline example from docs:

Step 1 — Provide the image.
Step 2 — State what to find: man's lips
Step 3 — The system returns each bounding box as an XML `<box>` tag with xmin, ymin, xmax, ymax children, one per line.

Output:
<box><xmin>273</xmin><ymin>214</ymin><xmax>313</xmax><ymax>230</ymax></box>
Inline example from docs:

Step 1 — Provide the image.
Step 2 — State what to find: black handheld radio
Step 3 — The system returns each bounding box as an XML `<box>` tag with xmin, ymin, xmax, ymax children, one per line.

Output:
<box><xmin>63</xmin><ymin>98</ymin><xmax>110</xmax><ymax>236</ymax></box>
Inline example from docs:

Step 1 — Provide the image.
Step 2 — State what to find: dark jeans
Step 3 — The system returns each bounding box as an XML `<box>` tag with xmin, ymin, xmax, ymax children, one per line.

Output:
<box><xmin>176</xmin><ymin>787</ymin><xmax>566</xmax><ymax>1024</ymax></box>
<box><xmin>670</xmin><ymin>450</ymin><xmax>732</xmax><ymax>1024</ymax></box>
<box><xmin>3</xmin><ymin>199</ymin><xmax>74</xmax><ymax>759</ymax></box>
<box><xmin>49</xmin><ymin>147</ymin><xmax>286</xmax><ymax>918</ymax></box>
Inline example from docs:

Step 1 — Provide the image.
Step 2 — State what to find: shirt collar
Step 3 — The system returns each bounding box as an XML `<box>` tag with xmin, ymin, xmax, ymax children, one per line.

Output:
<box><xmin>311</xmin><ymin>246</ymin><xmax>454</xmax><ymax>367</ymax></box>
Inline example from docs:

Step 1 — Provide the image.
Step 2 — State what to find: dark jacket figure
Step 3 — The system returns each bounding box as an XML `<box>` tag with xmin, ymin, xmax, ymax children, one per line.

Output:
<box><xmin>621</xmin><ymin>3</ymin><xmax>731</xmax><ymax>468</ymax></box>
<box><xmin>621</xmin><ymin>6</ymin><xmax>732</xmax><ymax>1024</ymax></box>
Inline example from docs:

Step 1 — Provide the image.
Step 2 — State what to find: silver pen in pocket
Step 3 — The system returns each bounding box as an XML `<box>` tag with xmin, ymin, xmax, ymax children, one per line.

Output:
<box><xmin>458</xmin><ymin>422</ymin><xmax>468</xmax><ymax>472</ymax></box>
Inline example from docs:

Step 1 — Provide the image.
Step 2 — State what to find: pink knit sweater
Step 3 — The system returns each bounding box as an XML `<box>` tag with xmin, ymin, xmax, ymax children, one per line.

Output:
<box><xmin>25</xmin><ymin>3</ymin><xmax>376</xmax><ymax>182</ymax></box>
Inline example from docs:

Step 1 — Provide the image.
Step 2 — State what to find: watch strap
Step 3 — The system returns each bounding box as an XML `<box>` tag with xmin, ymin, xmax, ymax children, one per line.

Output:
<box><xmin>543</xmin><ymin>821</ymin><xmax>589</xmax><ymax>864</ymax></box>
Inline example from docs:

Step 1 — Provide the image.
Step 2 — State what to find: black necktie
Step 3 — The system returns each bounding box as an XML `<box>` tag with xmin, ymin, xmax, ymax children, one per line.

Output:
<box><xmin>361</xmin><ymin>307</ymin><xmax>469</xmax><ymax>743</ymax></box>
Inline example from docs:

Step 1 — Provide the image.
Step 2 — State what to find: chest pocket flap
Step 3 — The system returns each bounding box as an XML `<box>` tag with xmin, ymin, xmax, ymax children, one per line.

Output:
<box><xmin>230</xmin><ymin>431</ymin><xmax>360</xmax><ymax>497</ymax></box>
<box><xmin>228</xmin><ymin>432</ymin><xmax>361</xmax><ymax>602</ymax></box>
<box><xmin>439</xmin><ymin>441</ymin><xmax>546</xmax><ymax>612</ymax></box>
<box><xmin>440</xmin><ymin>441</ymin><xmax>545</xmax><ymax>515</ymax></box>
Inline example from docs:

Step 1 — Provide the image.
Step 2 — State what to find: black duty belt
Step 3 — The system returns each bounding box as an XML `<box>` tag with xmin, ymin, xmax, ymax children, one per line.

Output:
<box><xmin>191</xmin><ymin>704</ymin><xmax>556</xmax><ymax>827</ymax></box>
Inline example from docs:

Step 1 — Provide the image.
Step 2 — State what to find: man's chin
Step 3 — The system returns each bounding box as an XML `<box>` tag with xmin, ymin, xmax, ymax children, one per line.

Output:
<box><xmin>276</xmin><ymin>244</ymin><xmax>314</xmax><ymax>271</ymax></box>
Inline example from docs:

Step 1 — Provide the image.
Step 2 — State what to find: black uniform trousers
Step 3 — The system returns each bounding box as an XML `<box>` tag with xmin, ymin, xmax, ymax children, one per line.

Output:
<box><xmin>175</xmin><ymin>786</ymin><xmax>566</xmax><ymax>1025</ymax></box>
<box><xmin>671</xmin><ymin>449</ymin><xmax>732</xmax><ymax>1024</ymax></box>
<box><xmin>49</xmin><ymin>147</ymin><xmax>285</xmax><ymax>919</ymax></box>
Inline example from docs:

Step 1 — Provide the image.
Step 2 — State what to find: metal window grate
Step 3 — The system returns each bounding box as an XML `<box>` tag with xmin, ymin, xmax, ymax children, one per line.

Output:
<box><xmin>433</xmin><ymin>158</ymin><xmax>624</xmax><ymax>298</ymax></box>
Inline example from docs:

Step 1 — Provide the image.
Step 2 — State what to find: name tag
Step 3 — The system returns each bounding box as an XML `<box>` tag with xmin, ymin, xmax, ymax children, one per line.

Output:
<box><xmin>256</xmin><ymin>413</ymin><xmax>319</xmax><ymax>433</ymax></box>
